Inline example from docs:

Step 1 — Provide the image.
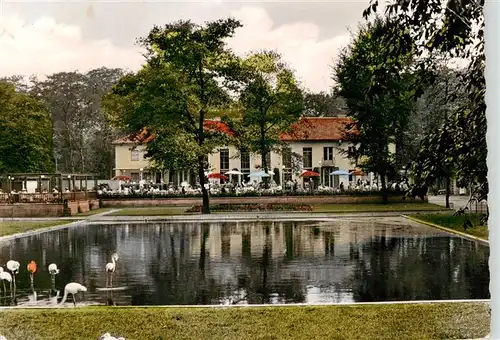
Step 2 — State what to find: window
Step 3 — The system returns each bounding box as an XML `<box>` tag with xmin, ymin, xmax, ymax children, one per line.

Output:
<box><xmin>131</xmin><ymin>172</ymin><xmax>140</xmax><ymax>182</ymax></box>
<box><xmin>265</xmin><ymin>153</ymin><xmax>271</xmax><ymax>169</ymax></box>
<box><xmin>302</xmin><ymin>147</ymin><xmax>312</xmax><ymax>169</ymax></box>
<box><xmin>131</xmin><ymin>149</ymin><xmax>140</xmax><ymax>161</ymax></box>
<box><xmin>348</xmin><ymin>146</ymin><xmax>356</xmax><ymax>155</ymax></box>
<box><xmin>240</xmin><ymin>151</ymin><xmax>250</xmax><ymax>171</ymax></box>
<box><xmin>323</xmin><ymin>147</ymin><xmax>333</xmax><ymax>161</ymax></box>
<box><xmin>220</xmin><ymin>148</ymin><xmax>229</xmax><ymax>173</ymax></box>
<box><xmin>282</xmin><ymin>147</ymin><xmax>292</xmax><ymax>168</ymax></box>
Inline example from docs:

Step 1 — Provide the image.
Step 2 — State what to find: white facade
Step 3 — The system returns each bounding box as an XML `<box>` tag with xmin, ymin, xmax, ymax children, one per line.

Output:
<box><xmin>112</xmin><ymin>117</ymin><xmax>392</xmax><ymax>187</ymax></box>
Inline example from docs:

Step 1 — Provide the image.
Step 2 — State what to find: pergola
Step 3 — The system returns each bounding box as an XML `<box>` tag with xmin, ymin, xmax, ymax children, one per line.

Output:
<box><xmin>0</xmin><ymin>173</ymin><xmax>98</xmax><ymax>204</ymax></box>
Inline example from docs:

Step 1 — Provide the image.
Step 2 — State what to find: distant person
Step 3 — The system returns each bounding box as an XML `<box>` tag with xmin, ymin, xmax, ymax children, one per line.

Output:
<box><xmin>340</xmin><ymin>182</ymin><xmax>345</xmax><ymax>192</ymax></box>
<box><xmin>293</xmin><ymin>180</ymin><xmax>298</xmax><ymax>192</ymax></box>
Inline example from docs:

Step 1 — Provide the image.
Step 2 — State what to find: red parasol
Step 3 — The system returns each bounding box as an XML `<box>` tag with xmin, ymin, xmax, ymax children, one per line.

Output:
<box><xmin>350</xmin><ymin>169</ymin><xmax>366</xmax><ymax>176</ymax></box>
<box><xmin>300</xmin><ymin>170</ymin><xmax>320</xmax><ymax>177</ymax></box>
<box><xmin>112</xmin><ymin>175</ymin><xmax>132</xmax><ymax>181</ymax></box>
<box><xmin>208</xmin><ymin>173</ymin><xmax>228</xmax><ymax>180</ymax></box>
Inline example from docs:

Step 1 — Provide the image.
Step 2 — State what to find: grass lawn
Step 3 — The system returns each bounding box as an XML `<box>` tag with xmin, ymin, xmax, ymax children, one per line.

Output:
<box><xmin>410</xmin><ymin>213</ymin><xmax>488</xmax><ymax>240</ymax></box>
<box><xmin>0</xmin><ymin>303</ymin><xmax>489</xmax><ymax>340</ymax></box>
<box><xmin>75</xmin><ymin>207</ymin><xmax>114</xmax><ymax>217</ymax></box>
<box><xmin>311</xmin><ymin>202</ymin><xmax>446</xmax><ymax>213</ymax></box>
<box><xmin>0</xmin><ymin>220</ymin><xmax>71</xmax><ymax>237</ymax></box>
<box><xmin>110</xmin><ymin>202</ymin><xmax>447</xmax><ymax>216</ymax></box>
<box><xmin>110</xmin><ymin>206</ymin><xmax>194</xmax><ymax>216</ymax></box>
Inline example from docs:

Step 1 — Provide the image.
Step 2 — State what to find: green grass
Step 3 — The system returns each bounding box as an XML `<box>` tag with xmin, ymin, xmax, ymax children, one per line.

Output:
<box><xmin>0</xmin><ymin>303</ymin><xmax>489</xmax><ymax>340</ymax></box>
<box><xmin>76</xmin><ymin>208</ymin><xmax>114</xmax><ymax>216</ymax></box>
<box><xmin>410</xmin><ymin>213</ymin><xmax>488</xmax><ymax>240</ymax></box>
<box><xmin>311</xmin><ymin>202</ymin><xmax>447</xmax><ymax>213</ymax></box>
<box><xmin>0</xmin><ymin>220</ymin><xmax>71</xmax><ymax>237</ymax></box>
<box><xmin>110</xmin><ymin>202</ymin><xmax>447</xmax><ymax>216</ymax></box>
<box><xmin>110</xmin><ymin>206</ymin><xmax>195</xmax><ymax>216</ymax></box>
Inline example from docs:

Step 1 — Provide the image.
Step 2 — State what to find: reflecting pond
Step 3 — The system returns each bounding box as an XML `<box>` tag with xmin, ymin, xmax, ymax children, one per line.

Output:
<box><xmin>0</xmin><ymin>217</ymin><xmax>490</xmax><ymax>306</ymax></box>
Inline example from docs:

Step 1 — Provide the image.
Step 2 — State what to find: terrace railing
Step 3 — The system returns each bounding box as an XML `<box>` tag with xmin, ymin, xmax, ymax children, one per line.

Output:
<box><xmin>0</xmin><ymin>191</ymin><xmax>97</xmax><ymax>204</ymax></box>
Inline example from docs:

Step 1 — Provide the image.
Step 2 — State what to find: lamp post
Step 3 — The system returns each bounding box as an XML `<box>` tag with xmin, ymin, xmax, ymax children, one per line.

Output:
<box><xmin>139</xmin><ymin>168</ymin><xmax>144</xmax><ymax>181</ymax></box>
<box><xmin>318</xmin><ymin>160</ymin><xmax>322</xmax><ymax>186</ymax></box>
<box><xmin>281</xmin><ymin>165</ymin><xmax>285</xmax><ymax>188</ymax></box>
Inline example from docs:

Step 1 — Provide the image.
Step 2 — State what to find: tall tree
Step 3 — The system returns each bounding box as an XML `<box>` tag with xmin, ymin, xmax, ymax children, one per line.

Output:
<box><xmin>30</xmin><ymin>68</ymin><xmax>124</xmax><ymax>177</ymax></box>
<box><xmin>333</xmin><ymin>17</ymin><xmax>420</xmax><ymax>203</ymax></box>
<box><xmin>0</xmin><ymin>82</ymin><xmax>54</xmax><ymax>173</ymax></box>
<box><xmin>302</xmin><ymin>91</ymin><xmax>345</xmax><ymax>117</ymax></box>
<box><xmin>104</xmin><ymin>19</ymin><xmax>244</xmax><ymax>214</ymax></box>
<box><xmin>402</xmin><ymin>62</ymin><xmax>467</xmax><ymax>169</ymax></box>
<box><xmin>234</xmin><ymin>51</ymin><xmax>304</xmax><ymax>183</ymax></box>
<box><xmin>363</xmin><ymin>0</ymin><xmax>486</xmax><ymax>193</ymax></box>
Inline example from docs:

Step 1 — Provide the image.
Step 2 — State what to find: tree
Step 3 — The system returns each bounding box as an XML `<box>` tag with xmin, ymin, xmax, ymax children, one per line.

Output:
<box><xmin>412</xmin><ymin>123</ymin><xmax>457</xmax><ymax>208</ymax></box>
<box><xmin>403</xmin><ymin>63</ymin><xmax>467</xmax><ymax>167</ymax></box>
<box><xmin>104</xmin><ymin>19</ymin><xmax>244</xmax><ymax>214</ymax></box>
<box><xmin>0</xmin><ymin>82</ymin><xmax>54</xmax><ymax>173</ymax></box>
<box><xmin>363</xmin><ymin>0</ymin><xmax>486</xmax><ymax>193</ymax></box>
<box><xmin>333</xmin><ymin>17</ymin><xmax>420</xmax><ymax>203</ymax></box>
<box><xmin>302</xmin><ymin>91</ymin><xmax>345</xmax><ymax>117</ymax></box>
<box><xmin>234</xmin><ymin>51</ymin><xmax>304</xmax><ymax>185</ymax></box>
<box><xmin>30</xmin><ymin>68</ymin><xmax>125</xmax><ymax>177</ymax></box>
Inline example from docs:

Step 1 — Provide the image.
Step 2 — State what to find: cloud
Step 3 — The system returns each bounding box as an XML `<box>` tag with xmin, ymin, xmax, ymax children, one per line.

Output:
<box><xmin>0</xmin><ymin>6</ymin><xmax>352</xmax><ymax>92</ymax></box>
<box><xmin>228</xmin><ymin>6</ymin><xmax>351</xmax><ymax>92</ymax></box>
<box><xmin>0</xmin><ymin>15</ymin><xmax>145</xmax><ymax>79</ymax></box>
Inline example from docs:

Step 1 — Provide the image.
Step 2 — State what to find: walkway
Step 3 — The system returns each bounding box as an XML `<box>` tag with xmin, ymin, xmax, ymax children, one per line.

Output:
<box><xmin>428</xmin><ymin>195</ymin><xmax>488</xmax><ymax>213</ymax></box>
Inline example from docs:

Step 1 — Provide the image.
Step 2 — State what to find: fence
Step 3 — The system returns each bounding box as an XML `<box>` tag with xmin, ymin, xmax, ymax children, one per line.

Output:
<box><xmin>0</xmin><ymin>191</ymin><xmax>97</xmax><ymax>204</ymax></box>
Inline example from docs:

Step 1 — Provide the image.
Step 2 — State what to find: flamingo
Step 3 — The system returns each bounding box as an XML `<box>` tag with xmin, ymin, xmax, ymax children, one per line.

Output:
<box><xmin>105</xmin><ymin>253</ymin><xmax>119</xmax><ymax>288</ymax></box>
<box><xmin>6</xmin><ymin>260</ymin><xmax>19</xmax><ymax>295</ymax></box>
<box><xmin>27</xmin><ymin>261</ymin><xmax>37</xmax><ymax>301</ymax></box>
<box><xmin>59</xmin><ymin>282</ymin><xmax>87</xmax><ymax>307</ymax></box>
<box><xmin>99</xmin><ymin>333</ymin><xmax>125</xmax><ymax>340</ymax></box>
<box><xmin>48</xmin><ymin>263</ymin><xmax>59</xmax><ymax>293</ymax></box>
<box><xmin>0</xmin><ymin>268</ymin><xmax>12</xmax><ymax>296</ymax></box>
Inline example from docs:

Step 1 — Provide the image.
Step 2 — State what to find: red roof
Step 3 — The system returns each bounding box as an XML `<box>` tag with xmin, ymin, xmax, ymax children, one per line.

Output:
<box><xmin>113</xmin><ymin>120</ymin><xmax>235</xmax><ymax>145</ymax></box>
<box><xmin>280</xmin><ymin>117</ymin><xmax>357</xmax><ymax>141</ymax></box>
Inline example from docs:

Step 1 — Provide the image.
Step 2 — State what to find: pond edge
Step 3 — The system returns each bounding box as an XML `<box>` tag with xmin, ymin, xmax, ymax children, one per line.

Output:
<box><xmin>402</xmin><ymin>215</ymin><xmax>489</xmax><ymax>246</ymax></box>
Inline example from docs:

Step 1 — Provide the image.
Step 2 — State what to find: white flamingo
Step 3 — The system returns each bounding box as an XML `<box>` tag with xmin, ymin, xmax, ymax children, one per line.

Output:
<box><xmin>59</xmin><ymin>282</ymin><xmax>87</xmax><ymax>307</ymax></box>
<box><xmin>0</xmin><ymin>268</ymin><xmax>12</xmax><ymax>295</ymax></box>
<box><xmin>105</xmin><ymin>253</ymin><xmax>119</xmax><ymax>287</ymax></box>
<box><xmin>99</xmin><ymin>333</ymin><xmax>125</xmax><ymax>340</ymax></box>
<box><xmin>48</xmin><ymin>263</ymin><xmax>59</xmax><ymax>292</ymax></box>
<box><xmin>6</xmin><ymin>260</ymin><xmax>19</xmax><ymax>295</ymax></box>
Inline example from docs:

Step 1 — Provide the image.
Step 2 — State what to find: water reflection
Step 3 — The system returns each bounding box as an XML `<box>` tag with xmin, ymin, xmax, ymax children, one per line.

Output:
<box><xmin>0</xmin><ymin>218</ymin><xmax>490</xmax><ymax>306</ymax></box>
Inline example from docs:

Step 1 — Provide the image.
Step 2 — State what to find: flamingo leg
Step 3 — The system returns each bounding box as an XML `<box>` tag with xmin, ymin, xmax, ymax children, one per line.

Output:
<box><xmin>2</xmin><ymin>280</ymin><xmax>4</xmax><ymax>295</ymax></box>
<box><xmin>110</xmin><ymin>272</ymin><xmax>113</xmax><ymax>288</ymax></box>
<box><xmin>72</xmin><ymin>293</ymin><xmax>76</xmax><ymax>307</ymax></box>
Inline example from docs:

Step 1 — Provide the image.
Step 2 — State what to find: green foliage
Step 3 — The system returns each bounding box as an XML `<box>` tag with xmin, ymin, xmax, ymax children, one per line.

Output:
<box><xmin>29</xmin><ymin>68</ymin><xmax>125</xmax><ymax>177</ymax></box>
<box><xmin>333</xmin><ymin>17</ymin><xmax>420</xmax><ymax>202</ymax></box>
<box><xmin>104</xmin><ymin>19</ymin><xmax>246</xmax><ymax>213</ymax></box>
<box><xmin>302</xmin><ymin>91</ymin><xmax>346</xmax><ymax>117</ymax></box>
<box><xmin>363</xmin><ymin>0</ymin><xmax>486</xmax><ymax>190</ymax></box>
<box><xmin>234</xmin><ymin>50</ymin><xmax>304</xmax><ymax>172</ymax></box>
<box><xmin>0</xmin><ymin>82</ymin><xmax>54</xmax><ymax>173</ymax></box>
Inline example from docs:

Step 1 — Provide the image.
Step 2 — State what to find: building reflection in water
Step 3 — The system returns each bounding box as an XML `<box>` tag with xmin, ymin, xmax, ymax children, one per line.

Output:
<box><xmin>0</xmin><ymin>217</ymin><xmax>490</xmax><ymax>306</ymax></box>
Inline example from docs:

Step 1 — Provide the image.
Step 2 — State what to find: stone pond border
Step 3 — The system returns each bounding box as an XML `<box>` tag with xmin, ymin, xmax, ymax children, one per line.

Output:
<box><xmin>0</xmin><ymin>298</ymin><xmax>490</xmax><ymax>310</ymax></box>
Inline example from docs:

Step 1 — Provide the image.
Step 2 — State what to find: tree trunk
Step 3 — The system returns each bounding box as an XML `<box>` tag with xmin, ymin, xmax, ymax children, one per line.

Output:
<box><xmin>445</xmin><ymin>176</ymin><xmax>451</xmax><ymax>209</ymax></box>
<box><xmin>260</xmin><ymin>123</ymin><xmax>269</xmax><ymax>189</ymax></box>
<box><xmin>380</xmin><ymin>172</ymin><xmax>389</xmax><ymax>204</ymax></box>
<box><xmin>198</xmin><ymin>156</ymin><xmax>210</xmax><ymax>214</ymax></box>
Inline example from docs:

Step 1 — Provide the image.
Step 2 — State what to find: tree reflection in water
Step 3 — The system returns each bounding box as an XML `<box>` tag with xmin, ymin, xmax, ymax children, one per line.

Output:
<box><xmin>0</xmin><ymin>218</ymin><xmax>490</xmax><ymax>306</ymax></box>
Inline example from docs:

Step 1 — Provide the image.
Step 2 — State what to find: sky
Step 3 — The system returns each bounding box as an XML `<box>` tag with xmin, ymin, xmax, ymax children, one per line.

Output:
<box><xmin>0</xmin><ymin>1</ymin><xmax>382</xmax><ymax>93</ymax></box>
